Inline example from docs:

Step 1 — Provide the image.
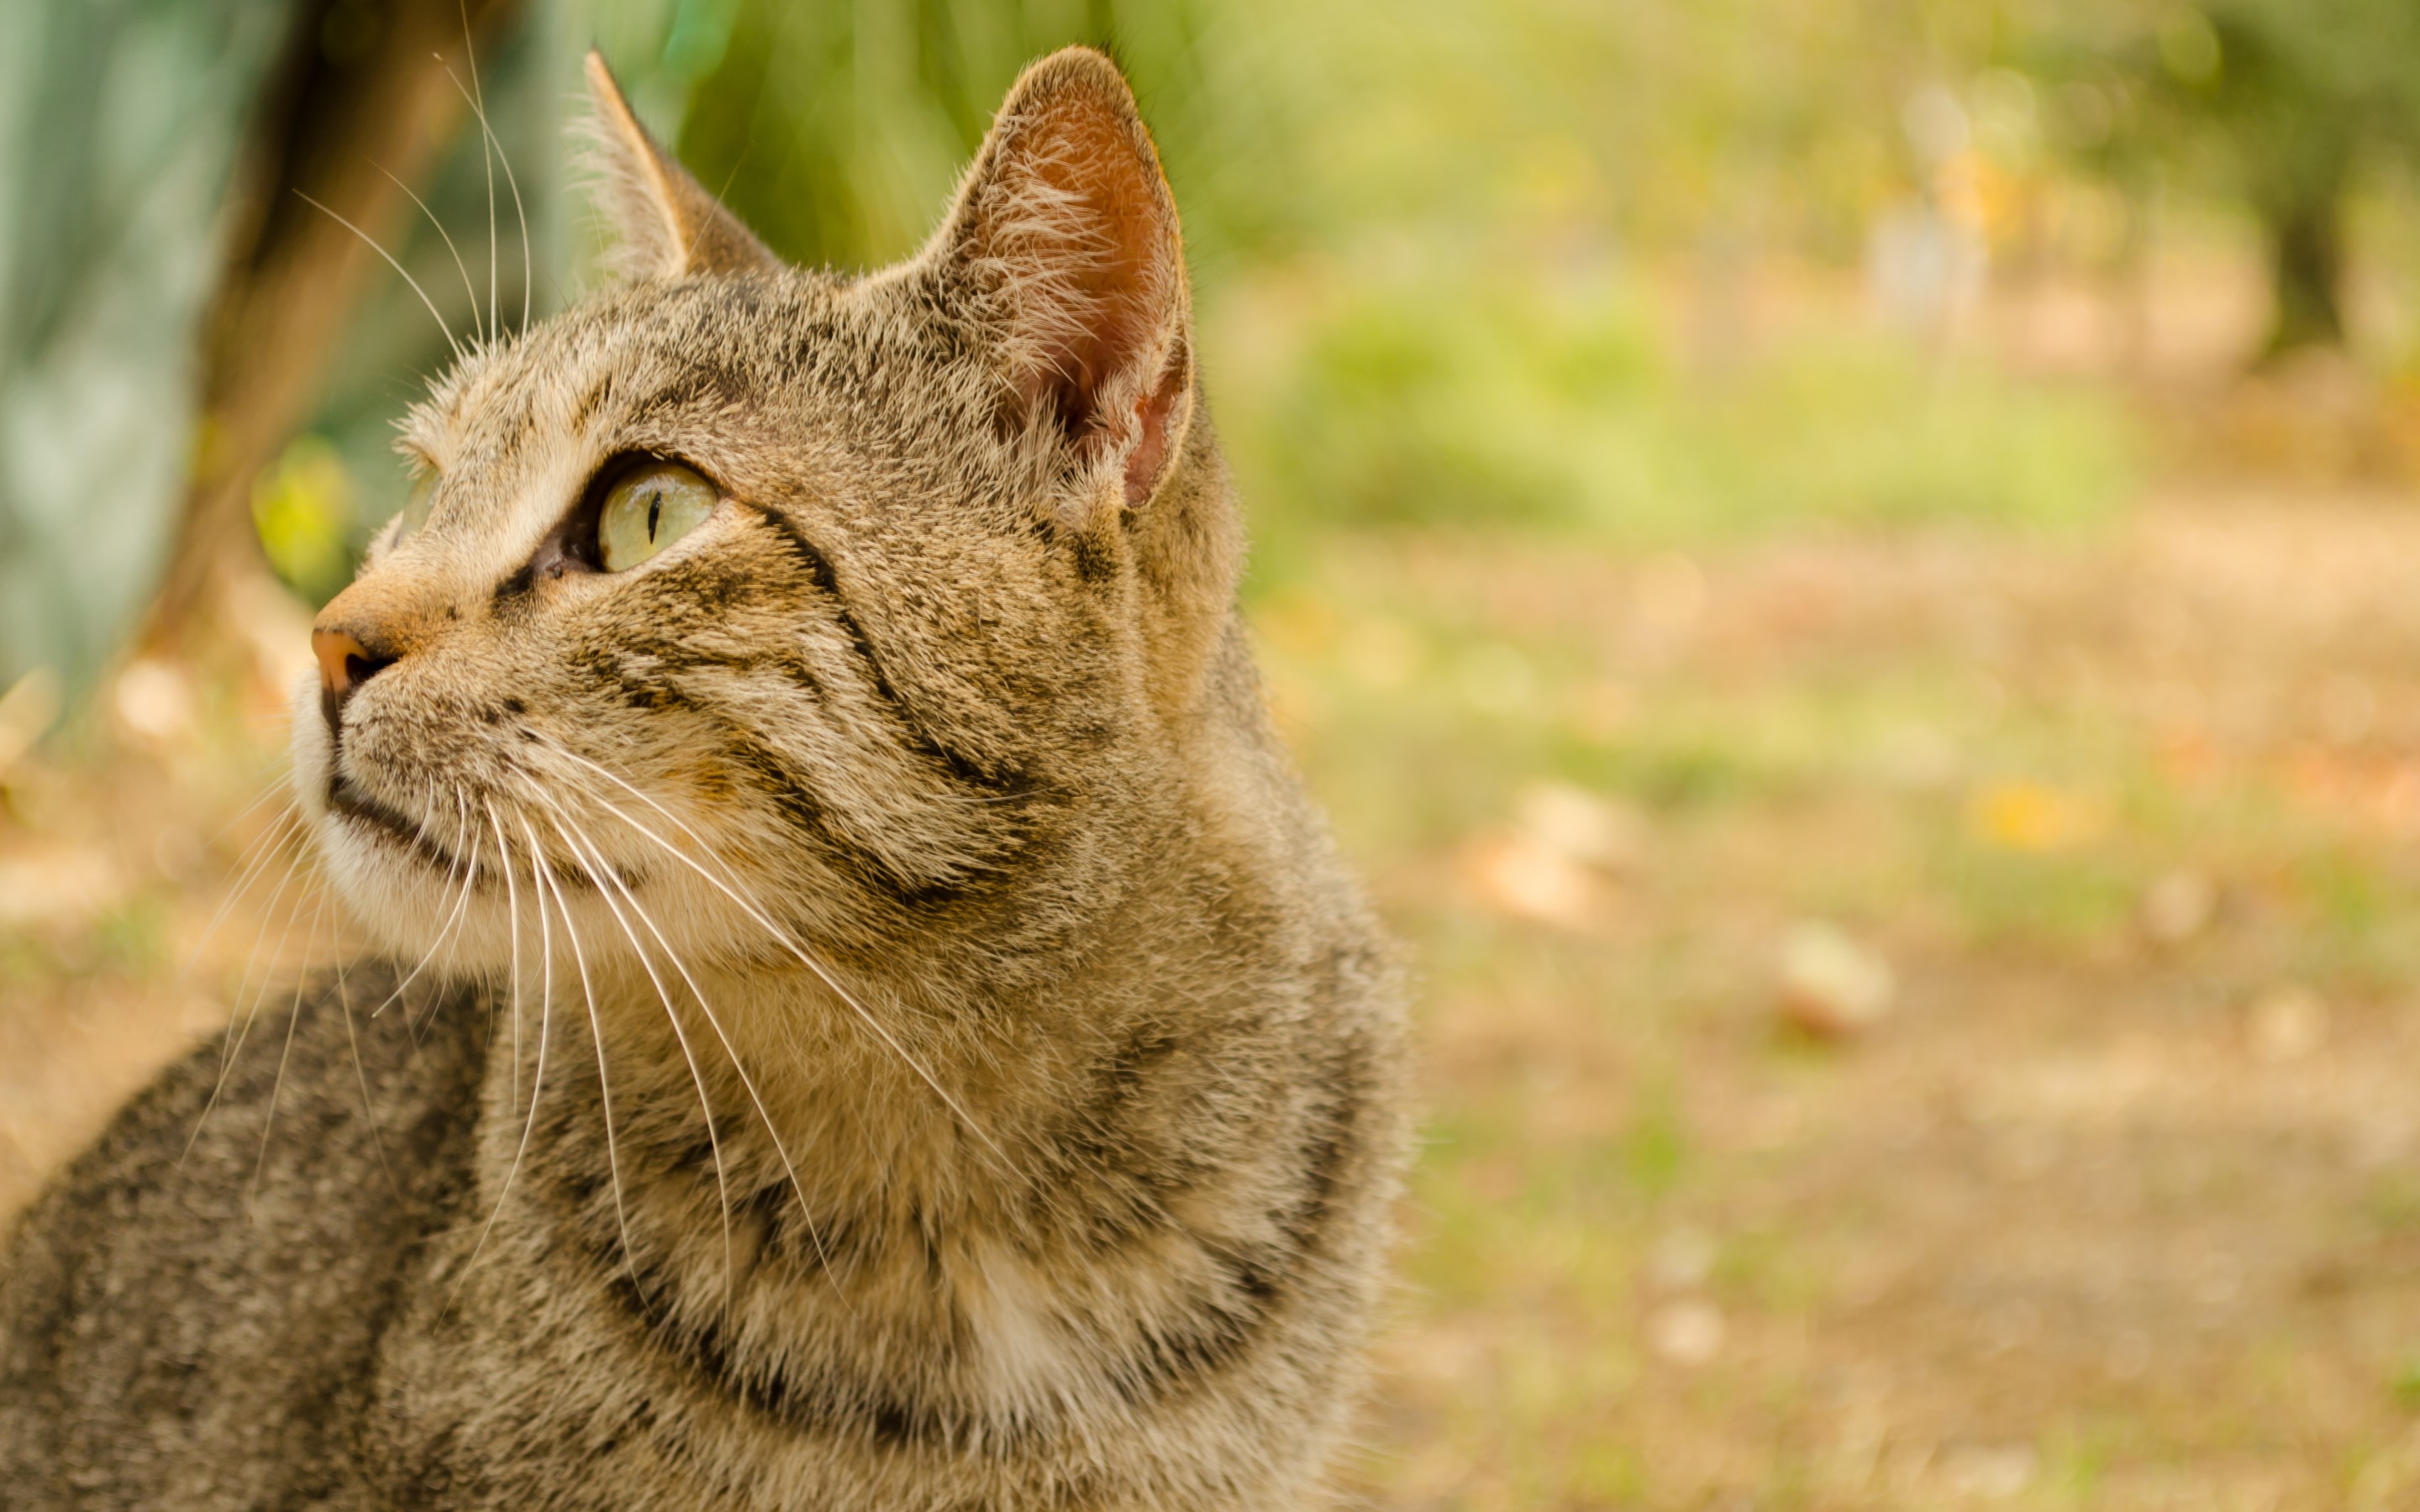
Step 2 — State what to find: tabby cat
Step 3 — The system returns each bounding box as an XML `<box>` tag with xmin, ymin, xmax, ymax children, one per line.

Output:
<box><xmin>0</xmin><ymin>48</ymin><xmax>1407</xmax><ymax>1509</ymax></box>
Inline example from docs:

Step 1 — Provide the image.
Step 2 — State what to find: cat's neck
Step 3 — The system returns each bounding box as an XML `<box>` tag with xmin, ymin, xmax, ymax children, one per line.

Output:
<box><xmin>467</xmin><ymin>702</ymin><xmax>1306</xmax><ymax>1326</ymax></box>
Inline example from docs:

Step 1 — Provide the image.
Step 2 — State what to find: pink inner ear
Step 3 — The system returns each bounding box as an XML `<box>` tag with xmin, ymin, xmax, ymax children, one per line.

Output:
<box><xmin>987</xmin><ymin>83</ymin><xmax>1182</xmax><ymax>470</ymax></box>
<box><xmin>1123</xmin><ymin>349</ymin><xmax>1187</xmax><ymax>506</ymax></box>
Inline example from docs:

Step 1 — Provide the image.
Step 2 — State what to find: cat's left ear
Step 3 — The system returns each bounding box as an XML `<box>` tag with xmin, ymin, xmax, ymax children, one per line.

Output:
<box><xmin>581</xmin><ymin>50</ymin><xmax>779</xmax><ymax>280</ymax></box>
<box><xmin>929</xmin><ymin>47</ymin><xmax>1193</xmax><ymax>509</ymax></box>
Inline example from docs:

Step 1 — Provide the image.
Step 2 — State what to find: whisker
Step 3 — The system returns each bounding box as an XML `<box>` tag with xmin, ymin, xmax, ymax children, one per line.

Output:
<box><xmin>441</xmin><ymin>63</ymin><xmax>533</xmax><ymax>336</ymax></box>
<box><xmin>293</xmin><ymin>191</ymin><xmax>463</xmax><ymax>364</ymax></box>
<box><xmin>484</xmin><ymin>800</ymin><xmax>523</xmax><ymax>1115</ymax></box>
<box><xmin>187</xmin><ymin>838</ymin><xmax>317</xmax><ymax>1165</ymax></box>
<box><xmin>453</xmin><ymin>1</ymin><xmax>497</xmax><ymax>343</ymax></box>
<box><xmin>445</xmin><ymin>813</ymin><xmax>557</xmax><ymax>1313</ymax></box>
<box><xmin>209</xmin><ymin>769</ymin><xmax>302</xmax><ymax>853</ymax></box>
<box><xmin>534</xmin><ymin>743</ymin><xmax>1005</xmax><ymax>1168</ymax></box>
<box><xmin>369</xmin><ymin>788</ymin><xmax>481</xmax><ymax>1021</ymax></box>
<box><xmin>518</xmin><ymin>811</ymin><xmax>640</xmax><ymax>1284</ymax></box>
<box><xmin>371</xmin><ymin>160</ymin><xmax>485</xmax><ymax>345</ymax></box>
<box><xmin>549</xmin><ymin>813</ymin><xmax>737</xmax><ymax>1310</ymax></box>
<box><xmin>250</xmin><ymin>880</ymin><xmax>331</xmax><ymax>1201</ymax></box>
<box><xmin>544</xmin><ymin>793</ymin><xmax>842</xmax><ymax>1295</ymax></box>
<box><xmin>333</xmin><ymin>940</ymin><xmax>402</xmax><ymax>1203</ymax></box>
<box><xmin>187</xmin><ymin>806</ymin><xmax>306</xmax><ymax>992</ymax></box>
<box><xmin>417</xmin><ymin>789</ymin><xmax>483</xmax><ymax>1037</ymax></box>
<box><xmin>218</xmin><ymin>826</ymin><xmax>316</xmax><ymax>1082</ymax></box>
<box><xmin>197</xmin><ymin>801</ymin><xmax>306</xmax><ymax>949</ymax></box>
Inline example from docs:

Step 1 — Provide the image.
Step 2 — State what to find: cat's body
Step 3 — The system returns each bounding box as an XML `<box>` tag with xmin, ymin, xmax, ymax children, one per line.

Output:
<box><xmin>0</xmin><ymin>50</ymin><xmax>1406</xmax><ymax>1509</ymax></box>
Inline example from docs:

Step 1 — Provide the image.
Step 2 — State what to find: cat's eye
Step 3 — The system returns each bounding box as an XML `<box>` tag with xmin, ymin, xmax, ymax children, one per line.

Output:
<box><xmin>597</xmin><ymin>460</ymin><xmax>718</xmax><ymax>571</ymax></box>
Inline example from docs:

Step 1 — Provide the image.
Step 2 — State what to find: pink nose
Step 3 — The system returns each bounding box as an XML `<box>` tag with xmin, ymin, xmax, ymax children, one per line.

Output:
<box><xmin>313</xmin><ymin>627</ymin><xmax>391</xmax><ymax>702</ymax></box>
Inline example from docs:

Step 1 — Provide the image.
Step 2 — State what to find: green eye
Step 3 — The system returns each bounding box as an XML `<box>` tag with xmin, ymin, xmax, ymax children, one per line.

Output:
<box><xmin>597</xmin><ymin>461</ymin><xmax>718</xmax><ymax>572</ymax></box>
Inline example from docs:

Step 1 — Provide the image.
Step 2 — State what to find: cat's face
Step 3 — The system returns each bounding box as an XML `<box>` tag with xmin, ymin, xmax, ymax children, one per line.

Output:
<box><xmin>292</xmin><ymin>50</ymin><xmax>1223</xmax><ymax>987</ymax></box>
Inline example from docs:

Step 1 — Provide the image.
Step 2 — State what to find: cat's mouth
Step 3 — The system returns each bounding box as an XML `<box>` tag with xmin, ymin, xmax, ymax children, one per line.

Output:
<box><xmin>324</xmin><ymin>775</ymin><xmax>644</xmax><ymax>895</ymax></box>
<box><xmin>327</xmin><ymin>776</ymin><xmax>472</xmax><ymax>876</ymax></box>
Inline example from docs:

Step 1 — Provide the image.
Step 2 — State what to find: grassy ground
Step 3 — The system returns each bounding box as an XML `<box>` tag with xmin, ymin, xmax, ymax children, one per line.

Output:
<box><xmin>8</xmin><ymin>458</ymin><xmax>2420</xmax><ymax>1508</ymax></box>
<box><xmin>1267</xmin><ymin>491</ymin><xmax>2420</xmax><ymax>1509</ymax></box>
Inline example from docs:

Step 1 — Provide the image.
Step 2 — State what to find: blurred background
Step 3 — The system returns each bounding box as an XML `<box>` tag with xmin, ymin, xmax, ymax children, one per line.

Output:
<box><xmin>8</xmin><ymin>0</ymin><xmax>2420</xmax><ymax>1504</ymax></box>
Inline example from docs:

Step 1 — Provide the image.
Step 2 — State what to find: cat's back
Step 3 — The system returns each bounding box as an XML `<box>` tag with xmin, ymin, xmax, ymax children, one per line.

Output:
<box><xmin>0</xmin><ymin>970</ymin><xmax>487</xmax><ymax>1509</ymax></box>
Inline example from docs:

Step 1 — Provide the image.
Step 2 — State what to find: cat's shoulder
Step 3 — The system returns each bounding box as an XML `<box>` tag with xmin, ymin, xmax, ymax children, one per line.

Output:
<box><xmin>0</xmin><ymin>969</ymin><xmax>490</xmax><ymax>1507</ymax></box>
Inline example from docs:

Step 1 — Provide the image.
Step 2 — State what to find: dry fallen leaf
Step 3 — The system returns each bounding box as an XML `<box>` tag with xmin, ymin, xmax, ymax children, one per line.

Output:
<box><xmin>1467</xmin><ymin>836</ymin><xmax>1594</xmax><ymax>927</ymax></box>
<box><xmin>1647</xmin><ymin>1299</ymin><xmax>1724</xmax><ymax>1367</ymax></box>
<box><xmin>1467</xmin><ymin>780</ymin><xmax>1647</xmax><ymax>927</ymax></box>
<box><xmin>1512</xmin><ymin>780</ymin><xmax>1645</xmax><ymax>874</ymax></box>
<box><xmin>1776</xmin><ymin>921</ymin><xmax>1897</xmax><ymax>1039</ymax></box>
<box><xmin>2141</xmin><ymin>867</ymin><xmax>2217</xmax><ymax>944</ymax></box>
<box><xmin>2248</xmin><ymin>984</ymin><xmax>2328</xmax><ymax>1063</ymax></box>
<box><xmin>1966</xmin><ymin>779</ymin><xmax>2106</xmax><ymax>853</ymax></box>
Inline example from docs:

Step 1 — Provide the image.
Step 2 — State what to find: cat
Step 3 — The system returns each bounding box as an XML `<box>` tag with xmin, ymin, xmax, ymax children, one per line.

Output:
<box><xmin>0</xmin><ymin>46</ymin><xmax>1407</xmax><ymax>1510</ymax></box>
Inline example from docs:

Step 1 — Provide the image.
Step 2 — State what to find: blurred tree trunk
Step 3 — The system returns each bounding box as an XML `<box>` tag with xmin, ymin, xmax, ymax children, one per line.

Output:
<box><xmin>2260</xmin><ymin>186</ymin><xmax>2347</xmax><ymax>357</ymax></box>
<box><xmin>145</xmin><ymin>0</ymin><xmax>522</xmax><ymax>653</ymax></box>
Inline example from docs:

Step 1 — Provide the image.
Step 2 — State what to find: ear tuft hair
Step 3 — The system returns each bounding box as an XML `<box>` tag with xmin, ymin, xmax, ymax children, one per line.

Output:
<box><xmin>579</xmin><ymin>50</ymin><xmax>779</xmax><ymax>281</ymax></box>
<box><xmin>929</xmin><ymin>48</ymin><xmax>1193</xmax><ymax>508</ymax></box>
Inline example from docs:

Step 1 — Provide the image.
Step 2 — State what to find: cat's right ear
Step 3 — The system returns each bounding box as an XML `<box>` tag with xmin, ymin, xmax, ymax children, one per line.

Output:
<box><xmin>925</xmin><ymin>48</ymin><xmax>1194</xmax><ymax>511</ymax></box>
<box><xmin>581</xmin><ymin>50</ymin><xmax>778</xmax><ymax>281</ymax></box>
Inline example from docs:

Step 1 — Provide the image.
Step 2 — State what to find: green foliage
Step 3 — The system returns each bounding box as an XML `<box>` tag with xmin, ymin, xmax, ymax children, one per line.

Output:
<box><xmin>1220</xmin><ymin>261</ymin><xmax>2136</xmax><ymax>559</ymax></box>
<box><xmin>2018</xmin><ymin>0</ymin><xmax>2420</xmax><ymax>351</ymax></box>
<box><xmin>578</xmin><ymin>0</ymin><xmax>1293</xmax><ymax>276</ymax></box>
<box><xmin>250</xmin><ymin>436</ymin><xmax>356</xmax><ymax>603</ymax></box>
<box><xmin>0</xmin><ymin>0</ymin><xmax>295</xmax><ymax>690</ymax></box>
<box><xmin>546</xmin><ymin>0</ymin><xmax>2147</xmax><ymax>579</ymax></box>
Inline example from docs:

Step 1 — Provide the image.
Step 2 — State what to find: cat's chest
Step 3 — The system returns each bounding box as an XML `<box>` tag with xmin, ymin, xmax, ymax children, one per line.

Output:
<box><xmin>361</xmin><ymin>1204</ymin><xmax>1113</xmax><ymax>1509</ymax></box>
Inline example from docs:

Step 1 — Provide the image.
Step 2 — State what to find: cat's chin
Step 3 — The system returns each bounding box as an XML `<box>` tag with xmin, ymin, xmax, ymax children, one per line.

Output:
<box><xmin>287</xmin><ymin>683</ymin><xmax>484</xmax><ymax>969</ymax></box>
<box><xmin>309</xmin><ymin>799</ymin><xmax>771</xmax><ymax>984</ymax></box>
<box><xmin>309</xmin><ymin>814</ymin><xmax>480</xmax><ymax>965</ymax></box>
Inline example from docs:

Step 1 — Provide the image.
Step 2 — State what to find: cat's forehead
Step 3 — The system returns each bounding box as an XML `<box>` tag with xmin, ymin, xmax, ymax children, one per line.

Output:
<box><xmin>397</xmin><ymin>274</ymin><xmax>858</xmax><ymax>475</ymax></box>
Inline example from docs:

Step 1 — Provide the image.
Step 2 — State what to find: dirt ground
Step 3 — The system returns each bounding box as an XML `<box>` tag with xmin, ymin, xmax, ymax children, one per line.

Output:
<box><xmin>1278</xmin><ymin>491</ymin><xmax>2420</xmax><ymax>1509</ymax></box>
<box><xmin>7</xmin><ymin>487</ymin><xmax>2420</xmax><ymax>1508</ymax></box>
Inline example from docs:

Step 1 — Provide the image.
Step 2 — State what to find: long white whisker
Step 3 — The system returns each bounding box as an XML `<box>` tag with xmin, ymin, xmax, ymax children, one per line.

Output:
<box><xmin>293</xmin><ymin>191</ymin><xmax>463</xmax><ymax>364</ymax></box>
<box><xmin>485</xmin><ymin>800</ymin><xmax>523</xmax><ymax>1111</ymax></box>
<box><xmin>453</xmin><ymin>2</ymin><xmax>497</xmax><ymax>344</ymax></box>
<box><xmin>216</xmin><ymin>827</ymin><xmax>314</xmax><ymax>1078</ymax></box>
<box><xmin>550</xmin><ymin>813</ymin><xmax>736</xmax><ymax>1310</ymax></box>
<box><xmin>445</xmin><ymin>816</ymin><xmax>556</xmax><ymax>1312</ymax></box>
<box><xmin>536</xmin><ymin>744</ymin><xmax>1003</xmax><ymax>1167</ymax></box>
<box><xmin>364</xmin><ymin>785</ymin><xmax>474</xmax><ymax>1022</ymax></box>
<box><xmin>519</xmin><ymin>811</ymin><xmax>640</xmax><ymax>1284</ymax></box>
<box><xmin>190</xmin><ymin>807</ymin><xmax>305</xmax><ymax>997</ymax></box>
<box><xmin>556</xmin><ymin>795</ymin><xmax>842</xmax><ymax>1293</ymax></box>
<box><xmin>193</xmin><ymin>807</ymin><xmax>307</xmax><ymax>1021</ymax></box>
<box><xmin>371</xmin><ymin>790</ymin><xmax>481</xmax><ymax>1021</ymax></box>
<box><xmin>187</xmin><ymin>840</ymin><xmax>316</xmax><ymax>1163</ymax></box>
<box><xmin>441</xmin><ymin>63</ymin><xmax>532</xmax><ymax>336</ymax></box>
<box><xmin>250</xmin><ymin>880</ymin><xmax>331</xmax><ymax>1200</ymax></box>
<box><xmin>187</xmin><ymin>773</ymin><xmax>306</xmax><ymax>937</ymax></box>
<box><xmin>408</xmin><ymin>790</ymin><xmax>484</xmax><ymax>1040</ymax></box>
<box><xmin>334</xmin><ymin>943</ymin><xmax>402</xmax><ymax>1203</ymax></box>
<box><xmin>214</xmin><ymin>770</ymin><xmax>302</xmax><ymax>844</ymax></box>
<box><xmin>372</xmin><ymin>160</ymin><xmax>484</xmax><ymax>345</ymax></box>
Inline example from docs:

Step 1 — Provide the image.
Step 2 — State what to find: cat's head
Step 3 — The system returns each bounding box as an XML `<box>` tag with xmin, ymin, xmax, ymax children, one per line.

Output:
<box><xmin>292</xmin><ymin>49</ymin><xmax>1239</xmax><ymax>988</ymax></box>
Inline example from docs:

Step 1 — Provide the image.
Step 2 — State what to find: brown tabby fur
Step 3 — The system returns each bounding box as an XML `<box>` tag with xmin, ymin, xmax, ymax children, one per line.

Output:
<box><xmin>0</xmin><ymin>47</ymin><xmax>1407</xmax><ymax>1509</ymax></box>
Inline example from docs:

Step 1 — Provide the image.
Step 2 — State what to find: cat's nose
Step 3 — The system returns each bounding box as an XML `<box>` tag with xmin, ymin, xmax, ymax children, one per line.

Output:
<box><xmin>312</xmin><ymin>579</ymin><xmax>433</xmax><ymax>734</ymax></box>
<box><xmin>313</xmin><ymin>626</ymin><xmax>397</xmax><ymax>708</ymax></box>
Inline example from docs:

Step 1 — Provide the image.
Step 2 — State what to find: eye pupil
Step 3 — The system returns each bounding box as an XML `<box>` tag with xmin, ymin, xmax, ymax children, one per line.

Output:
<box><xmin>595</xmin><ymin>460</ymin><xmax>715</xmax><ymax>572</ymax></box>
